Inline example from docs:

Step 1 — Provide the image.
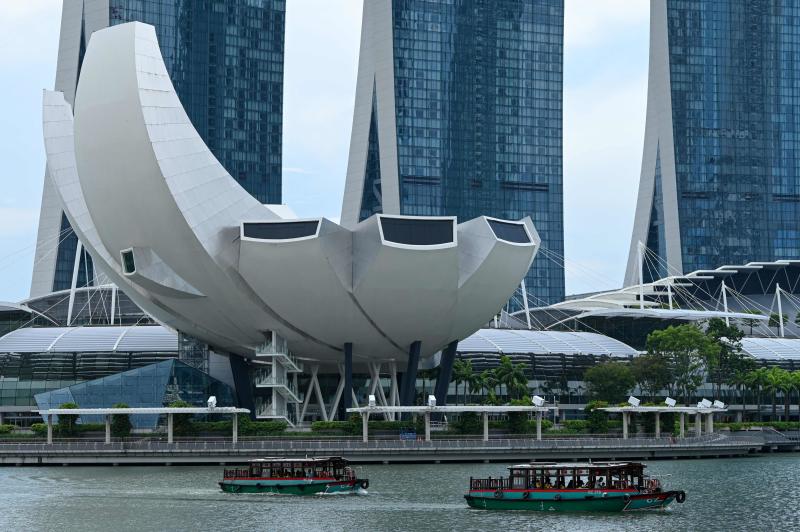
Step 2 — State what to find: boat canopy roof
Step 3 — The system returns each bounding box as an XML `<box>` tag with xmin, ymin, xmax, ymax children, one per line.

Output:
<box><xmin>247</xmin><ymin>456</ymin><xmax>346</xmax><ymax>464</ymax></box>
<box><xmin>509</xmin><ymin>462</ymin><xmax>645</xmax><ymax>471</ymax></box>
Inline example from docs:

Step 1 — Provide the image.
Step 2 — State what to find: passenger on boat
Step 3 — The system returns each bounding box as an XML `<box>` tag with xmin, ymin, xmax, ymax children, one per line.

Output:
<box><xmin>567</xmin><ymin>479</ymin><xmax>575</xmax><ymax>488</ymax></box>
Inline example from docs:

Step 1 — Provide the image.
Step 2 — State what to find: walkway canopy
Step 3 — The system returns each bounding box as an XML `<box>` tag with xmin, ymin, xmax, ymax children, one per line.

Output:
<box><xmin>347</xmin><ymin>404</ymin><xmax>553</xmax><ymax>443</ymax></box>
<box><xmin>599</xmin><ymin>406</ymin><xmax>727</xmax><ymax>439</ymax></box>
<box><xmin>37</xmin><ymin>407</ymin><xmax>249</xmax><ymax>444</ymax></box>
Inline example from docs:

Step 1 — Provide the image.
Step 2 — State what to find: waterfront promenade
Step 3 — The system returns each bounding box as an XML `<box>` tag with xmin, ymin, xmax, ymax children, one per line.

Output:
<box><xmin>0</xmin><ymin>432</ymin><xmax>778</xmax><ymax>466</ymax></box>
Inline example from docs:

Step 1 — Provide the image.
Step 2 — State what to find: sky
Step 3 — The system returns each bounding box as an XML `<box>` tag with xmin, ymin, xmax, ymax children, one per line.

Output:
<box><xmin>0</xmin><ymin>0</ymin><xmax>650</xmax><ymax>303</ymax></box>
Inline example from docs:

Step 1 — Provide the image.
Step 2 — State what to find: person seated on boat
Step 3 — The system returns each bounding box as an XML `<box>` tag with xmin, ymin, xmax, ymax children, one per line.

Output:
<box><xmin>597</xmin><ymin>479</ymin><xmax>605</xmax><ymax>488</ymax></box>
<box><xmin>544</xmin><ymin>480</ymin><xmax>553</xmax><ymax>489</ymax></box>
<box><xmin>567</xmin><ymin>479</ymin><xmax>575</xmax><ymax>488</ymax></box>
<box><xmin>576</xmin><ymin>479</ymin><xmax>584</xmax><ymax>488</ymax></box>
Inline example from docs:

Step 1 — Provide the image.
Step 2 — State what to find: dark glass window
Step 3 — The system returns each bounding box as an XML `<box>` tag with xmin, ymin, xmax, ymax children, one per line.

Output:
<box><xmin>121</xmin><ymin>250</ymin><xmax>136</xmax><ymax>274</ymax></box>
<box><xmin>243</xmin><ymin>221</ymin><xmax>319</xmax><ymax>240</ymax></box>
<box><xmin>380</xmin><ymin>217</ymin><xmax>454</xmax><ymax>246</ymax></box>
<box><xmin>488</xmin><ymin>220</ymin><xmax>530</xmax><ymax>244</ymax></box>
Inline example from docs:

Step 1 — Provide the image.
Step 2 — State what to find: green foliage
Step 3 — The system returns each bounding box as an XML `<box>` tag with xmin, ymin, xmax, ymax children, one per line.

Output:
<box><xmin>769</xmin><ymin>313</ymin><xmax>788</xmax><ymax>328</ymax></box>
<box><xmin>645</xmin><ymin>324</ymin><xmax>719</xmax><ymax>404</ymax></box>
<box><xmin>705</xmin><ymin>318</ymin><xmax>753</xmax><ymax>394</ymax></box>
<box><xmin>584</xmin><ymin>401</ymin><xmax>609</xmax><ymax>434</ymax></box>
<box><xmin>719</xmin><ymin>421</ymin><xmax>800</xmax><ymax>431</ymax></box>
<box><xmin>583</xmin><ymin>362</ymin><xmax>635</xmax><ymax>402</ymax></box>
<box><xmin>238</xmin><ymin>417</ymin><xmax>288</xmax><ymax>436</ymax></box>
<box><xmin>452</xmin><ymin>412</ymin><xmax>482</xmax><ymax>434</ymax></box>
<box><xmin>0</xmin><ymin>424</ymin><xmax>14</xmax><ymax>434</ymax></box>
<box><xmin>562</xmin><ymin>420</ymin><xmax>589</xmax><ymax>432</ymax></box>
<box><xmin>167</xmin><ymin>400</ymin><xmax>195</xmax><ymax>436</ymax></box>
<box><xmin>111</xmin><ymin>403</ymin><xmax>132</xmax><ymax>438</ymax></box>
<box><xmin>57</xmin><ymin>402</ymin><xmax>79</xmax><ymax>436</ymax></box>
<box><xmin>739</xmin><ymin>309</ymin><xmax>763</xmax><ymax>335</ymax></box>
<box><xmin>494</xmin><ymin>355</ymin><xmax>529</xmax><ymax>400</ymax></box>
<box><xmin>30</xmin><ymin>423</ymin><xmax>47</xmax><ymax>435</ymax></box>
<box><xmin>630</xmin><ymin>354</ymin><xmax>671</xmax><ymax>399</ymax></box>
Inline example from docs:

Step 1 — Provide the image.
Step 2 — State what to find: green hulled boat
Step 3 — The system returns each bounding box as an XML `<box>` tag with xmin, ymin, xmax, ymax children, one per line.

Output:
<box><xmin>465</xmin><ymin>461</ymin><xmax>685</xmax><ymax>512</ymax></box>
<box><xmin>219</xmin><ymin>457</ymin><xmax>368</xmax><ymax>495</ymax></box>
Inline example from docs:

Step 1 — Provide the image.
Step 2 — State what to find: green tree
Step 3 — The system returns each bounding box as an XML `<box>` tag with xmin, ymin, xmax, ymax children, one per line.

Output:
<box><xmin>645</xmin><ymin>324</ymin><xmax>720</xmax><ymax>404</ymax></box>
<box><xmin>584</xmin><ymin>401</ymin><xmax>610</xmax><ymax>434</ymax></box>
<box><xmin>452</xmin><ymin>359</ymin><xmax>473</xmax><ymax>404</ymax></box>
<box><xmin>746</xmin><ymin>367</ymin><xmax>770</xmax><ymax>421</ymax></box>
<box><xmin>769</xmin><ymin>313</ymin><xmax>788</xmax><ymax>330</ymax></box>
<box><xmin>740</xmin><ymin>310</ymin><xmax>763</xmax><ymax>335</ymax></box>
<box><xmin>630</xmin><ymin>354</ymin><xmax>670</xmax><ymax>400</ymax></box>
<box><xmin>494</xmin><ymin>355</ymin><xmax>529</xmax><ymax>401</ymax></box>
<box><xmin>583</xmin><ymin>361</ymin><xmax>635</xmax><ymax>402</ymax></box>
<box><xmin>705</xmin><ymin>318</ymin><xmax>752</xmax><ymax>399</ymax></box>
<box><xmin>111</xmin><ymin>402</ymin><xmax>132</xmax><ymax>438</ymax></box>
<box><xmin>57</xmin><ymin>402</ymin><xmax>79</xmax><ymax>436</ymax></box>
<box><xmin>479</xmin><ymin>369</ymin><xmax>498</xmax><ymax>400</ymax></box>
<box><xmin>168</xmin><ymin>400</ymin><xmax>195</xmax><ymax>436</ymax></box>
<box><xmin>763</xmin><ymin>367</ymin><xmax>787</xmax><ymax>421</ymax></box>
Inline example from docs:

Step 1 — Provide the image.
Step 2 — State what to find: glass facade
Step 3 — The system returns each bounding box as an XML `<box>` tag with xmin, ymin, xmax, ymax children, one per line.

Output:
<box><xmin>0</xmin><ymin>349</ymin><xmax>175</xmax><ymax>408</ymax></box>
<box><xmin>53</xmin><ymin>0</ymin><xmax>285</xmax><ymax>292</ymax></box>
<box><xmin>34</xmin><ymin>359</ymin><xmax>236</xmax><ymax>429</ymax></box>
<box><xmin>652</xmin><ymin>1</ymin><xmax>800</xmax><ymax>273</ymax></box>
<box><xmin>366</xmin><ymin>0</ymin><xmax>565</xmax><ymax>304</ymax></box>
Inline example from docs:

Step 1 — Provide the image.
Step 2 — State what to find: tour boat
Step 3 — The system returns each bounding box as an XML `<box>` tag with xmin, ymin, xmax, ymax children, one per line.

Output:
<box><xmin>465</xmin><ymin>461</ymin><xmax>686</xmax><ymax>512</ymax></box>
<box><xmin>220</xmin><ymin>457</ymin><xmax>368</xmax><ymax>495</ymax></box>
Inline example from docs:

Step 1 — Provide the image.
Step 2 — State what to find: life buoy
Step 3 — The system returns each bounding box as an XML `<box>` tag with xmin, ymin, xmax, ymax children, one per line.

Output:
<box><xmin>494</xmin><ymin>489</ymin><xmax>503</xmax><ymax>499</ymax></box>
<box><xmin>360</xmin><ymin>479</ymin><xmax>369</xmax><ymax>490</ymax></box>
<box><xmin>676</xmin><ymin>491</ymin><xmax>686</xmax><ymax>503</ymax></box>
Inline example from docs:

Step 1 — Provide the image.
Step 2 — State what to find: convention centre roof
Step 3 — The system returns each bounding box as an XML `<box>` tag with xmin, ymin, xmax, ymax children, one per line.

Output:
<box><xmin>740</xmin><ymin>337</ymin><xmax>800</xmax><ymax>362</ymax></box>
<box><xmin>0</xmin><ymin>326</ymin><xmax>177</xmax><ymax>354</ymax></box>
<box><xmin>458</xmin><ymin>329</ymin><xmax>639</xmax><ymax>357</ymax></box>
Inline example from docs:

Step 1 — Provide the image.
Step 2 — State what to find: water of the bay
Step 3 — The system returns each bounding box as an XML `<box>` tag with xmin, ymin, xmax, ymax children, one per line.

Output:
<box><xmin>0</xmin><ymin>455</ymin><xmax>798</xmax><ymax>531</ymax></box>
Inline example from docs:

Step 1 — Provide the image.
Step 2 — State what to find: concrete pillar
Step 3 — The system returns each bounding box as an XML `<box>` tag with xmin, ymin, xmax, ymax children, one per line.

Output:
<box><xmin>695</xmin><ymin>413</ymin><xmax>702</xmax><ymax>436</ymax></box>
<box><xmin>655</xmin><ymin>412</ymin><xmax>661</xmax><ymax>438</ymax></box>
<box><xmin>622</xmin><ymin>411</ymin><xmax>629</xmax><ymax>439</ymax></box>
<box><xmin>47</xmin><ymin>414</ymin><xmax>53</xmax><ymax>445</ymax></box>
<box><xmin>679</xmin><ymin>413</ymin><xmax>685</xmax><ymax>438</ymax></box>
<box><xmin>362</xmin><ymin>412</ymin><xmax>370</xmax><ymax>443</ymax></box>
<box><xmin>167</xmin><ymin>413</ymin><xmax>174</xmax><ymax>444</ymax></box>
<box><xmin>424</xmin><ymin>412</ymin><xmax>431</xmax><ymax>442</ymax></box>
<box><xmin>400</xmin><ymin>341</ymin><xmax>422</xmax><ymax>406</ymax></box>
<box><xmin>105</xmin><ymin>415</ymin><xmax>111</xmax><ymax>444</ymax></box>
<box><xmin>536</xmin><ymin>411</ymin><xmax>542</xmax><ymax>441</ymax></box>
<box><xmin>433</xmin><ymin>341</ymin><xmax>458</xmax><ymax>407</ymax></box>
<box><xmin>342</xmin><ymin>343</ymin><xmax>353</xmax><ymax>418</ymax></box>
<box><xmin>232</xmin><ymin>414</ymin><xmax>238</xmax><ymax>445</ymax></box>
<box><xmin>706</xmin><ymin>413</ymin><xmax>714</xmax><ymax>434</ymax></box>
<box><xmin>0</xmin><ymin>412</ymin><xmax>4</xmax><ymax>425</ymax></box>
<box><xmin>483</xmin><ymin>412</ymin><xmax>489</xmax><ymax>442</ymax></box>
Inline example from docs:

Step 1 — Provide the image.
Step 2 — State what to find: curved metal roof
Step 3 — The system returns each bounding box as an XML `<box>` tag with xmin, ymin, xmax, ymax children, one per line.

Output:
<box><xmin>458</xmin><ymin>329</ymin><xmax>638</xmax><ymax>357</ymax></box>
<box><xmin>0</xmin><ymin>326</ymin><xmax>177</xmax><ymax>354</ymax></box>
<box><xmin>740</xmin><ymin>337</ymin><xmax>800</xmax><ymax>361</ymax></box>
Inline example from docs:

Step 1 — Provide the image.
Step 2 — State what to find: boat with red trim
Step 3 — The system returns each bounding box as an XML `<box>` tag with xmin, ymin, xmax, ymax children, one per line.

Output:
<box><xmin>220</xmin><ymin>457</ymin><xmax>368</xmax><ymax>495</ymax></box>
<box><xmin>465</xmin><ymin>461</ymin><xmax>685</xmax><ymax>512</ymax></box>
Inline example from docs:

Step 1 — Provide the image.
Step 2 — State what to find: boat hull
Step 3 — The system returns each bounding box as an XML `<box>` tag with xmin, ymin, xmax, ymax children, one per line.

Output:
<box><xmin>220</xmin><ymin>479</ymin><xmax>365</xmax><ymax>495</ymax></box>
<box><xmin>465</xmin><ymin>490</ymin><xmax>682</xmax><ymax>512</ymax></box>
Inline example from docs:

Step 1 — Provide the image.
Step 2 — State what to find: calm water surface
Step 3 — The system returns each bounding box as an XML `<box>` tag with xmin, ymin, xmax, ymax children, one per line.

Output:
<box><xmin>1</xmin><ymin>456</ymin><xmax>798</xmax><ymax>531</ymax></box>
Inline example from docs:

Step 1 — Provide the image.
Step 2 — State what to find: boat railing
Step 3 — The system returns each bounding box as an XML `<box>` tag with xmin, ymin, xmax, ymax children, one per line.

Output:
<box><xmin>222</xmin><ymin>467</ymin><xmax>250</xmax><ymax>478</ymax></box>
<box><xmin>469</xmin><ymin>477</ymin><xmax>513</xmax><ymax>490</ymax></box>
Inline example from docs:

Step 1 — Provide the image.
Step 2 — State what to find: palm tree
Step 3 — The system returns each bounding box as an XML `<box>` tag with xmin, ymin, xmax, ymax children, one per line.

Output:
<box><xmin>452</xmin><ymin>359</ymin><xmax>473</xmax><ymax>405</ymax></box>
<box><xmin>747</xmin><ymin>367</ymin><xmax>770</xmax><ymax>421</ymax></box>
<box><xmin>730</xmin><ymin>370</ymin><xmax>750</xmax><ymax>420</ymax></box>
<box><xmin>494</xmin><ymin>355</ymin><xmax>529</xmax><ymax>401</ymax></box>
<box><xmin>466</xmin><ymin>371</ymin><xmax>484</xmax><ymax>404</ymax></box>
<box><xmin>764</xmin><ymin>367</ymin><xmax>786</xmax><ymax>421</ymax></box>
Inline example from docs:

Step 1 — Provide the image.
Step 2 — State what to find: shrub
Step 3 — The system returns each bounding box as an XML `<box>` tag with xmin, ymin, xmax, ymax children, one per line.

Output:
<box><xmin>168</xmin><ymin>400</ymin><xmax>195</xmax><ymax>436</ymax></box>
<box><xmin>0</xmin><ymin>424</ymin><xmax>14</xmax><ymax>434</ymax></box>
<box><xmin>239</xmin><ymin>417</ymin><xmax>287</xmax><ymax>436</ymax></box>
<box><xmin>57</xmin><ymin>402</ymin><xmax>79</xmax><ymax>436</ymax></box>
<box><xmin>585</xmin><ymin>401</ymin><xmax>609</xmax><ymax>434</ymax></box>
<box><xmin>563</xmin><ymin>420</ymin><xmax>589</xmax><ymax>432</ymax></box>
<box><xmin>30</xmin><ymin>423</ymin><xmax>48</xmax><ymax>435</ymax></box>
<box><xmin>111</xmin><ymin>403</ymin><xmax>132</xmax><ymax>438</ymax></box>
<box><xmin>452</xmin><ymin>412</ymin><xmax>482</xmax><ymax>434</ymax></box>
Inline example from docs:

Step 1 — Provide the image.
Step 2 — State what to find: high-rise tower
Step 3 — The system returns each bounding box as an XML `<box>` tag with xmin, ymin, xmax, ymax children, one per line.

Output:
<box><xmin>31</xmin><ymin>0</ymin><xmax>285</xmax><ymax>297</ymax></box>
<box><xmin>342</xmin><ymin>0</ymin><xmax>565</xmax><ymax>305</ymax></box>
<box><xmin>626</xmin><ymin>0</ymin><xmax>800</xmax><ymax>285</ymax></box>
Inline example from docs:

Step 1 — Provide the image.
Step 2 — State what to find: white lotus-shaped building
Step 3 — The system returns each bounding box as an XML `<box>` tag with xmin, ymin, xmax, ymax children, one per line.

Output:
<box><xmin>43</xmin><ymin>22</ymin><xmax>539</xmax><ymax>374</ymax></box>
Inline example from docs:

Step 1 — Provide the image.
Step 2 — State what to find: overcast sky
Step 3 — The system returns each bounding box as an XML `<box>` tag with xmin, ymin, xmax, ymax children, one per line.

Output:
<box><xmin>0</xmin><ymin>0</ymin><xmax>650</xmax><ymax>303</ymax></box>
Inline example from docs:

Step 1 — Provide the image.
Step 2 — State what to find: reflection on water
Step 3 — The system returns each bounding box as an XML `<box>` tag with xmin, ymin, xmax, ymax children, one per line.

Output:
<box><xmin>0</xmin><ymin>456</ymin><xmax>798</xmax><ymax>531</ymax></box>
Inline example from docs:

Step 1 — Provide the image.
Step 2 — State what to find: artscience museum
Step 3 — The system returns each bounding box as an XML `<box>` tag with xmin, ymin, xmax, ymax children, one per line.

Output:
<box><xmin>27</xmin><ymin>22</ymin><xmax>540</xmax><ymax>423</ymax></box>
